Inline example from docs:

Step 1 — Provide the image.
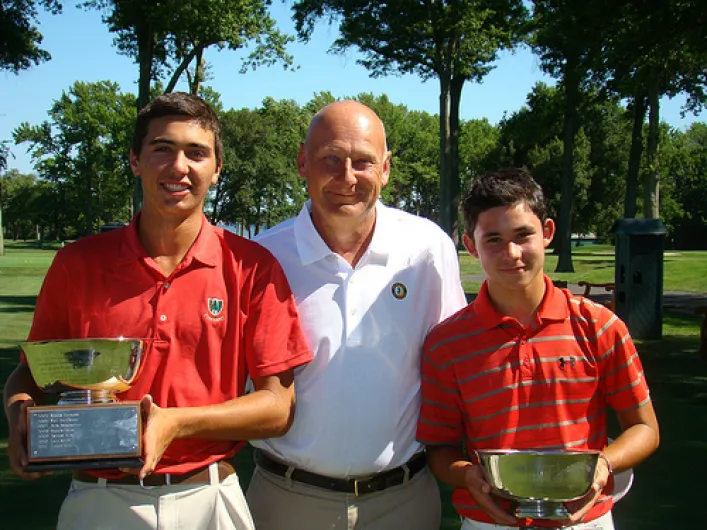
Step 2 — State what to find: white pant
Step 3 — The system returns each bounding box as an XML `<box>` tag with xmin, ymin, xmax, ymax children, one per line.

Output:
<box><xmin>57</xmin><ymin>464</ymin><xmax>254</xmax><ymax>530</ymax></box>
<box><xmin>461</xmin><ymin>510</ymin><xmax>615</xmax><ymax>530</ymax></box>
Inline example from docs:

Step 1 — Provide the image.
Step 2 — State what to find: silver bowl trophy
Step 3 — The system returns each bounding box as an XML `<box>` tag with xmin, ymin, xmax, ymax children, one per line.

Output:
<box><xmin>20</xmin><ymin>338</ymin><xmax>146</xmax><ymax>472</ymax></box>
<box><xmin>476</xmin><ymin>449</ymin><xmax>600</xmax><ymax>520</ymax></box>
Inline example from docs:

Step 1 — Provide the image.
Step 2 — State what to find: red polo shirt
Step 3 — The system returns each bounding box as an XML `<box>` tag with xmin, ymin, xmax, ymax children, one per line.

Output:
<box><xmin>23</xmin><ymin>215</ymin><xmax>312</xmax><ymax>476</ymax></box>
<box><xmin>417</xmin><ymin>275</ymin><xmax>650</xmax><ymax>526</ymax></box>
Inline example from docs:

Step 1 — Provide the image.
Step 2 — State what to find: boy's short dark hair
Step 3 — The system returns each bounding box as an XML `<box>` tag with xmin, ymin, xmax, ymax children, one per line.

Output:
<box><xmin>131</xmin><ymin>92</ymin><xmax>222</xmax><ymax>164</ymax></box>
<box><xmin>461</xmin><ymin>168</ymin><xmax>547</xmax><ymax>237</ymax></box>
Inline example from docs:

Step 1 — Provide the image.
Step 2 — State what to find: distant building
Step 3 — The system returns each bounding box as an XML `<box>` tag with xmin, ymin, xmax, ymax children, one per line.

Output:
<box><xmin>100</xmin><ymin>221</ymin><xmax>127</xmax><ymax>233</ymax></box>
<box><xmin>571</xmin><ymin>233</ymin><xmax>600</xmax><ymax>246</ymax></box>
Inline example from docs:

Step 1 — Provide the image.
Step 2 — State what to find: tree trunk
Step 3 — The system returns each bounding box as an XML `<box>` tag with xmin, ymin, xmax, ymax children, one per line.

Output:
<box><xmin>438</xmin><ymin>74</ymin><xmax>453</xmax><ymax>236</ymax></box>
<box><xmin>624</xmin><ymin>91</ymin><xmax>647</xmax><ymax>218</ymax></box>
<box><xmin>555</xmin><ymin>69</ymin><xmax>579</xmax><ymax>273</ymax></box>
<box><xmin>0</xmin><ymin>177</ymin><xmax>4</xmax><ymax>256</ymax></box>
<box><xmin>86</xmin><ymin>171</ymin><xmax>94</xmax><ymax>236</ymax></box>
<box><xmin>191</xmin><ymin>47</ymin><xmax>205</xmax><ymax>96</ymax></box>
<box><xmin>137</xmin><ymin>21</ymin><xmax>154</xmax><ymax>110</ymax></box>
<box><xmin>165</xmin><ymin>45</ymin><xmax>201</xmax><ymax>94</ymax></box>
<box><xmin>134</xmin><ymin>20</ymin><xmax>155</xmax><ymax>214</ymax></box>
<box><xmin>0</xmin><ymin>207</ymin><xmax>4</xmax><ymax>256</ymax></box>
<box><xmin>449</xmin><ymin>75</ymin><xmax>465</xmax><ymax>246</ymax></box>
<box><xmin>210</xmin><ymin>176</ymin><xmax>224</xmax><ymax>224</ymax></box>
<box><xmin>644</xmin><ymin>79</ymin><xmax>660</xmax><ymax>219</ymax></box>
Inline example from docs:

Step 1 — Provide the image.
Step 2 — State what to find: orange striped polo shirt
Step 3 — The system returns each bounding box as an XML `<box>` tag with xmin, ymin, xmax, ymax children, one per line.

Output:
<box><xmin>417</xmin><ymin>275</ymin><xmax>650</xmax><ymax>526</ymax></box>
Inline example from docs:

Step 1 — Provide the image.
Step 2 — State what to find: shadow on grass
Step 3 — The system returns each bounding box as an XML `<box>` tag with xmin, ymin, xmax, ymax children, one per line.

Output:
<box><xmin>2</xmin><ymin>241</ymin><xmax>65</xmax><ymax>251</ymax></box>
<box><xmin>0</xmin><ymin>307</ymin><xmax>36</xmax><ymax>316</ymax></box>
<box><xmin>1</xmin><ymin>342</ymin><xmax>69</xmax><ymax>530</ymax></box>
<box><xmin>0</xmin><ymin>471</ymin><xmax>71</xmax><ymax>530</ymax></box>
<box><xmin>613</xmin><ymin>334</ymin><xmax>707</xmax><ymax>529</ymax></box>
<box><xmin>0</xmin><ymin>346</ymin><xmax>22</xmax><ymax>442</ymax></box>
<box><xmin>0</xmin><ymin>332</ymin><xmax>704</xmax><ymax>529</ymax></box>
<box><xmin>0</xmin><ymin>296</ymin><xmax>38</xmax><ymax>311</ymax></box>
<box><xmin>571</xmin><ymin>258</ymin><xmax>616</xmax><ymax>266</ymax></box>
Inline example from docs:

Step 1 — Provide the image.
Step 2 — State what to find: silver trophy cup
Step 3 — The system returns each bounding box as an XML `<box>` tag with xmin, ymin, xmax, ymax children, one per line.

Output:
<box><xmin>20</xmin><ymin>338</ymin><xmax>146</xmax><ymax>472</ymax></box>
<box><xmin>476</xmin><ymin>449</ymin><xmax>600</xmax><ymax>520</ymax></box>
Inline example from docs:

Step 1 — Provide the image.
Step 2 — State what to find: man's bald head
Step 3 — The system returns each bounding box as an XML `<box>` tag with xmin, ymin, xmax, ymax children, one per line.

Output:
<box><xmin>297</xmin><ymin>99</ymin><xmax>392</xmax><ymax>238</ymax></box>
<box><xmin>305</xmin><ymin>101</ymin><xmax>388</xmax><ymax>152</ymax></box>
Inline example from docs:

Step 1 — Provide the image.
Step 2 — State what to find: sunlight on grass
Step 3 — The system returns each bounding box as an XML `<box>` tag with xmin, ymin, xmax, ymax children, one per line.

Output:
<box><xmin>459</xmin><ymin>245</ymin><xmax>707</xmax><ymax>292</ymax></box>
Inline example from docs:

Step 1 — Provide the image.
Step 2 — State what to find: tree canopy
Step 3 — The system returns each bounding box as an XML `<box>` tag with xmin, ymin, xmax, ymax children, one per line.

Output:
<box><xmin>0</xmin><ymin>0</ymin><xmax>62</xmax><ymax>73</ymax></box>
<box><xmin>13</xmin><ymin>80</ymin><xmax>136</xmax><ymax>238</ymax></box>
<box><xmin>292</xmin><ymin>0</ymin><xmax>528</xmax><ymax>238</ymax></box>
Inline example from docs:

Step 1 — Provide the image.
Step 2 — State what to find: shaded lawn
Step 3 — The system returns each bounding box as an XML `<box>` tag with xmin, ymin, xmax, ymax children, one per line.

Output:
<box><xmin>611</xmin><ymin>332</ymin><xmax>707</xmax><ymax>528</ymax></box>
<box><xmin>1</xmin><ymin>320</ymin><xmax>703</xmax><ymax>529</ymax></box>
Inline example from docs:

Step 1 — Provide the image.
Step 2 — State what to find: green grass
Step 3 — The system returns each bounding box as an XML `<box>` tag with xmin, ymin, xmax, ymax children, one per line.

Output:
<box><xmin>1</xmin><ymin>240</ymin><xmax>705</xmax><ymax>529</ymax></box>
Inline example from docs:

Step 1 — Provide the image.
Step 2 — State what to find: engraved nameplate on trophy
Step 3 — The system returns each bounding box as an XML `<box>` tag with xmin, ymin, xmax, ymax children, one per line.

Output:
<box><xmin>21</xmin><ymin>338</ymin><xmax>146</xmax><ymax>471</ymax></box>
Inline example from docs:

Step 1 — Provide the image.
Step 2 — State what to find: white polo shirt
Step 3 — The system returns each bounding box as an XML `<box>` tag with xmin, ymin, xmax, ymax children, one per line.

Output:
<box><xmin>252</xmin><ymin>201</ymin><xmax>466</xmax><ymax>477</ymax></box>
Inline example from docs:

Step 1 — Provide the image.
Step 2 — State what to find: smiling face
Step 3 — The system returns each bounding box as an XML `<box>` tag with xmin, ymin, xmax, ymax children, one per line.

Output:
<box><xmin>299</xmin><ymin>101</ymin><xmax>391</xmax><ymax>232</ymax></box>
<box><xmin>129</xmin><ymin>116</ymin><xmax>221</xmax><ymax>222</ymax></box>
<box><xmin>463</xmin><ymin>201</ymin><xmax>555</xmax><ymax>299</ymax></box>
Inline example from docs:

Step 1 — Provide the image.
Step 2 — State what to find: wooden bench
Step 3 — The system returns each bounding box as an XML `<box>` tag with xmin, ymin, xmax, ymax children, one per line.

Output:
<box><xmin>696</xmin><ymin>306</ymin><xmax>707</xmax><ymax>361</ymax></box>
<box><xmin>577</xmin><ymin>281</ymin><xmax>616</xmax><ymax>312</ymax></box>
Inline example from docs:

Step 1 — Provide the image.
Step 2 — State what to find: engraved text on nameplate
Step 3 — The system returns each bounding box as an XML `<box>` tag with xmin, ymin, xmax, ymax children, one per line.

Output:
<box><xmin>29</xmin><ymin>405</ymin><xmax>140</xmax><ymax>459</ymax></box>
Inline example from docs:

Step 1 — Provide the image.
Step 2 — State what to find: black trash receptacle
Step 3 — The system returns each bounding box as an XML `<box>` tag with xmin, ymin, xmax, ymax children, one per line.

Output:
<box><xmin>612</xmin><ymin>219</ymin><xmax>667</xmax><ymax>340</ymax></box>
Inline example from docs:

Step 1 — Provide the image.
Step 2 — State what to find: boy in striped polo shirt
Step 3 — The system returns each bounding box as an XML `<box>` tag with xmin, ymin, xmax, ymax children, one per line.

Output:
<box><xmin>417</xmin><ymin>168</ymin><xmax>659</xmax><ymax>529</ymax></box>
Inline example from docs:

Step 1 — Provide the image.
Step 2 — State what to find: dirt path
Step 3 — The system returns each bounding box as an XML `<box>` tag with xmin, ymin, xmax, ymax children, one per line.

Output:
<box><xmin>462</xmin><ymin>274</ymin><xmax>707</xmax><ymax>315</ymax></box>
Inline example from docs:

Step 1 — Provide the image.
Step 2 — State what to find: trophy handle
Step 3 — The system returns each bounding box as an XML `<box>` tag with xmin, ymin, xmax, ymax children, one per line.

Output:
<box><xmin>122</xmin><ymin>339</ymin><xmax>147</xmax><ymax>384</ymax></box>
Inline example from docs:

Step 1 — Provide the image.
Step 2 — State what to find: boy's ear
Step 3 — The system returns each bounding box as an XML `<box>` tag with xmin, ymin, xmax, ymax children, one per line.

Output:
<box><xmin>211</xmin><ymin>160</ymin><xmax>222</xmax><ymax>186</ymax></box>
<box><xmin>543</xmin><ymin>218</ymin><xmax>556</xmax><ymax>248</ymax></box>
<box><xmin>129</xmin><ymin>149</ymin><xmax>140</xmax><ymax>176</ymax></box>
<box><xmin>462</xmin><ymin>233</ymin><xmax>479</xmax><ymax>259</ymax></box>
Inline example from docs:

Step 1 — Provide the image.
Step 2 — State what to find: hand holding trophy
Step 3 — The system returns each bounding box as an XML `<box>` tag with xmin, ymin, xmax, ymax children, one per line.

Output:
<box><xmin>20</xmin><ymin>338</ymin><xmax>146</xmax><ymax>472</ymax></box>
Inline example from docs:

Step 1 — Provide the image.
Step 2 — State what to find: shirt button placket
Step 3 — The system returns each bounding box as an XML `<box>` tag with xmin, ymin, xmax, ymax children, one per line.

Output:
<box><xmin>519</xmin><ymin>335</ymin><xmax>531</xmax><ymax>374</ymax></box>
<box><xmin>157</xmin><ymin>280</ymin><xmax>170</xmax><ymax>327</ymax></box>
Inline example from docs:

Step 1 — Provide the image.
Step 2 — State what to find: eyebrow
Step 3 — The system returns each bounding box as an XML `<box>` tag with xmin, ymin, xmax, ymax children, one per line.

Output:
<box><xmin>148</xmin><ymin>138</ymin><xmax>212</xmax><ymax>151</ymax></box>
<box><xmin>481</xmin><ymin>225</ymin><xmax>535</xmax><ymax>238</ymax></box>
<box><xmin>318</xmin><ymin>144</ymin><xmax>379</xmax><ymax>159</ymax></box>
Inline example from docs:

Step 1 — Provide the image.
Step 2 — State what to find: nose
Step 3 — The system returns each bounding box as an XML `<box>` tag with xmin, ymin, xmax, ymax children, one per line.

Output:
<box><xmin>170</xmin><ymin>150</ymin><xmax>189</xmax><ymax>175</ymax></box>
<box><xmin>506</xmin><ymin>241</ymin><xmax>522</xmax><ymax>259</ymax></box>
<box><xmin>341</xmin><ymin>158</ymin><xmax>357</xmax><ymax>184</ymax></box>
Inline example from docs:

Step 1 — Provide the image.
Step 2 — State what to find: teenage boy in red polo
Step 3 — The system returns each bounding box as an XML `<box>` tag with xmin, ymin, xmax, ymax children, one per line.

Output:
<box><xmin>417</xmin><ymin>168</ymin><xmax>659</xmax><ymax>529</ymax></box>
<box><xmin>3</xmin><ymin>93</ymin><xmax>312</xmax><ymax>530</ymax></box>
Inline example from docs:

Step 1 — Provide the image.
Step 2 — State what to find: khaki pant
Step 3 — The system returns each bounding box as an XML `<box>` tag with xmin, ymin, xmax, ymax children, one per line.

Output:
<box><xmin>57</xmin><ymin>465</ymin><xmax>254</xmax><ymax>530</ymax></box>
<box><xmin>461</xmin><ymin>510</ymin><xmax>615</xmax><ymax>530</ymax></box>
<box><xmin>246</xmin><ymin>464</ymin><xmax>441</xmax><ymax>530</ymax></box>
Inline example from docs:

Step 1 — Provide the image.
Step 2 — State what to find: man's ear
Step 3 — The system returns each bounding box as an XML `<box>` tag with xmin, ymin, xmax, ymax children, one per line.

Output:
<box><xmin>129</xmin><ymin>149</ymin><xmax>140</xmax><ymax>176</ymax></box>
<box><xmin>297</xmin><ymin>143</ymin><xmax>307</xmax><ymax>179</ymax></box>
<box><xmin>380</xmin><ymin>150</ymin><xmax>392</xmax><ymax>187</ymax></box>
<box><xmin>462</xmin><ymin>233</ymin><xmax>479</xmax><ymax>259</ymax></box>
<box><xmin>543</xmin><ymin>218</ymin><xmax>556</xmax><ymax>248</ymax></box>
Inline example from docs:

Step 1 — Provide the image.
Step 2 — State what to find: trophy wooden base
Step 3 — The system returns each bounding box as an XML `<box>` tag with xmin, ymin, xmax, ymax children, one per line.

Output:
<box><xmin>24</xmin><ymin>456</ymin><xmax>144</xmax><ymax>472</ymax></box>
<box><xmin>26</xmin><ymin>401</ymin><xmax>142</xmax><ymax>471</ymax></box>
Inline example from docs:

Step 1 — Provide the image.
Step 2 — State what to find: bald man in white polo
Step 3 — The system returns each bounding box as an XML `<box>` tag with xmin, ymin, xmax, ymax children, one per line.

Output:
<box><xmin>246</xmin><ymin>100</ymin><xmax>466</xmax><ymax>529</ymax></box>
